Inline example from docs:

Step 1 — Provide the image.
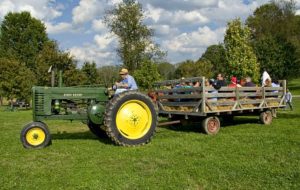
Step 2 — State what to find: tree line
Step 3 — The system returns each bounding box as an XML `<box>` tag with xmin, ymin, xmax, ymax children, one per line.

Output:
<box><xmin>0</xmin><ymin>0</ymin><xmax>300</xmax><ymax>104</ymax></box>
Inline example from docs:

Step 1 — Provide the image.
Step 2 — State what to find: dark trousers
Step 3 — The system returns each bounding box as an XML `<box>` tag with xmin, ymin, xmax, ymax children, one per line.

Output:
<box><xmin>285</xmin><ymin>101</ymin><xmax>293</xmax><ymax>111</ymax></box>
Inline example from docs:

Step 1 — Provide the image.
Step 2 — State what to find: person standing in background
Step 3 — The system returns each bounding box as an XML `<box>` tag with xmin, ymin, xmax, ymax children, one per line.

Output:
<box><xmin>285</xmin><ymin>89</ymin><xmax>293</xmax><ymax>111</ymax></box>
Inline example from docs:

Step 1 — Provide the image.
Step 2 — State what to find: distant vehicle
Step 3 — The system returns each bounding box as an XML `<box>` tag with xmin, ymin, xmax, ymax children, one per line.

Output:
<box><xmin>11</xmin><ymin>99</ymin><xmax>30</xmax><ymax>108</ymax></box>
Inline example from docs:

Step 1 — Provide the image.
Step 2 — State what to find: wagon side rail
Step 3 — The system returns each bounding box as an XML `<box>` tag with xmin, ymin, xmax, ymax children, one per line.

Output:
<box><xmin>153</xmin><ymin>79</ymin><xmax>286</xmax><ymax>116</ymax></box>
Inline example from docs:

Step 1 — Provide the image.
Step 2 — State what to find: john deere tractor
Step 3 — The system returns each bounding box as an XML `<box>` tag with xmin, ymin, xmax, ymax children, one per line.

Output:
<box><xmin>21</xmin><ymin>86</ymin><xmax>157</xmax><ymax>148</ymax></box>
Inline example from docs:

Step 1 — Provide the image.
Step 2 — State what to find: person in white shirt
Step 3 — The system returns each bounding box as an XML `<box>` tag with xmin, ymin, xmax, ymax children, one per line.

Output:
<box><xmin>114</xmin><ymin>68</ymin><xmax>138</xmax><ymax>94</ymax></box>
<box><xmin>285</xmin><ymin>89</ymin><xmax>293</xmax><ymax>111</ymax></box>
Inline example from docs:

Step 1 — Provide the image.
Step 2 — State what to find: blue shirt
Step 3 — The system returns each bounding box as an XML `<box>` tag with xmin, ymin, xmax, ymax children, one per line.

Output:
<box><xmin>121</xmin><ymin>74</ymin><xmax>138</xmax><ymax>90</ymax></box>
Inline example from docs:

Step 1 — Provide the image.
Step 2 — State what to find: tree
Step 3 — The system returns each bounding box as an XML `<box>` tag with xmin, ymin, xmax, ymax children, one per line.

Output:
<box><xmin>98</xmin><ymin>66</ymin><xmax>120</xmax><ymax>86</ymax></box>
<box><xmin>0</xmin><ymin>58</ymin><xmax>36</xmax><ymax>103</ymax></box>
<box><xmin>0</xmin><ymin>12</ymin><xmax>49</xmax><ymax>70</ymax></box>
<box><xmin>104</xmin><ymin>0</ymin><xmax>164</xmax><ymax>72</ymax></box>
<box><xmin>252</xmin><ymin>35</ymin><xmax>296</xmax><ymax>80</ymax></box>
<box><xmin>63</xmin><ymin>63</ymin><xmax>87</xmax><ymax>87</ymax></box>
<box><xmin>157</xmin><ymin>62</ymin><xmax>176</xmax><ymax>80</ymax></box>
<box><xmin>35</xmin><ymin>41</ymin><xmax>74</xmax><ymax>86</ymax></box>
<box><xmin>81</xmin><ymin>61</ymin><xmax>100</xmax><ymax>85</ymax></box>
<box><xmin>224</xmin><ymin>18</ymin><xmax>260</xmax><ymax>82</ymax></box>
<box><xmin>200</xmin><ymin>44</ymin><xmax>227</xmax><ymax>77</ymax></box>
<box><xmin>246</xmin><ymin>1</ymin><xmax>300</xmax><ymax>80</ymax></box>
<box><xmin>133</xmin><ymin>60</ymin><xmax>161</xmax><ymax>89</ymax></box>
<box><xmin>194</xmin><ymin>59</ymin><xmax>214</xmax><ymax>79</ymax></box>
<box><xmin>175</xmin><ymin>59</ymin><xmax>213</xmax><ymax>79</ymax></box>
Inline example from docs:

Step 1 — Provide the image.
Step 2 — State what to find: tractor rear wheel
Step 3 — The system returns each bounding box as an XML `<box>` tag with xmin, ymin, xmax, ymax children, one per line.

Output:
<box><xmin>202</xmin><ymin>116</ymin><xmax>220</xmax><ymax>135</ymax></box>
<box><xmin>104</xmin><ymin>91</ymin><xmax>158</xmax><ymax>146</ymax></box>
<box><xmin>87</xmin><ymin>121</ymin><xmax>107</xmax><ymax>138</ymax></box>
<box><xmin>20</xmin><ymin>122</ymin><xmax>51</xmax><ymax>149</ymax></box>
<box><xmin>260</xmin><ymin>110</ymin><xmax>273</xmax><ymax>125</ymax></box>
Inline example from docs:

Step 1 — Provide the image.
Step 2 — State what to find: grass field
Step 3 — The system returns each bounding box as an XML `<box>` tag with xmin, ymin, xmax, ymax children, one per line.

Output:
<box><xmin>289</xmin><ymin>78</ymin><xmax>300</xmax><ymax>95</ymax></box>
<box><xmin>1</xmin><ymin>102</ymin><xmax>299</xmax><ymax>189</ymax></box>
<box><xmin>0</xmin><ymin>83</ymin><xmax>299</xmax><ymax>189</ymax></box>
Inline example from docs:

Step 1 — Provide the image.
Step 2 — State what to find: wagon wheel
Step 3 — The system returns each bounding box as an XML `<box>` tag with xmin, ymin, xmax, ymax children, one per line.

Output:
<box><xmin>259</xmin><ymin>110</ymin><xmax>273</xmax><ymax>125</ymax></box>
<box><xmin>202</xmin><ymin>116</ymin><xmax>220</xmax><ymax>135</ymax></box>
<box><xmin>20</xmin><ymin>122</ymin><xmax>51</xmax><ymax>149</ymax></box>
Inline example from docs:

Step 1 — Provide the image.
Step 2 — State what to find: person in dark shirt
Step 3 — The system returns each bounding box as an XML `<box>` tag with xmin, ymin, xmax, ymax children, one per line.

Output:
<box><xmin>244</xmin><ymin>77</ymin><xmax>256</xmax><ymax>87</ymax></box>
<box><xmin>213</xmin><ymin>73</ymin><xmax>227</xmax><ymax>90</ymax></box>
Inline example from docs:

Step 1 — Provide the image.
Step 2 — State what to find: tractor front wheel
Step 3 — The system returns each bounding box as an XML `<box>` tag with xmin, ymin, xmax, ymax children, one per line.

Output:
<box><xmin>20</xmin><ymin>122</ymin><xmax>51</xmax><ymax>149</ymax></box>
<box><xmin>104</xmin><ymin>91</ymin><xmax>157</xmax><ymax>146</ymax></box>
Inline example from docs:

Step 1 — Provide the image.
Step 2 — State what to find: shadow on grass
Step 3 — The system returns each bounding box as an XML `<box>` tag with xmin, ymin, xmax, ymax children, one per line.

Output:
<box><xmin>277</xmin><ymin>112</ymin><xmax>300</xmax><ymax>119</ymax></box>
<box><xmin>51</xmin><ymin>131</ymin><xmax>113</xmax><ymax>145</ymax></box>
<box><xmin>159</xmin><ymin>116</ymin><xmax>260</xmax><ymax>133</ymax></box>
<box><xmin>222</xmin><ymin>117</ymin><xmax>259</xmax><ymax>127</ymax></box>
<box><xmin>159</xmin><ymin>122</ymin><xmax>202</xmax><ymax>133</ymax></box>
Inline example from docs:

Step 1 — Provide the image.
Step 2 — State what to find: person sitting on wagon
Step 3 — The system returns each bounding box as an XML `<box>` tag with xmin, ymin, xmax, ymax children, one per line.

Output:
<box><xmin>261</xmin><ymin>70</ymin><xmax>271</xmax><ymax>86</ymax></box>
<box><xmin>228</xmin><ymin>76</ymin><xmax>242</xmax><ymax>88</ymax></box>
<box><xmin>205</xmin><ymin>79</ymin><xmax>217</xmax><ymax>101</ymax></box>
<box><xmin>244</xmin><ymin>77</ymin><xmax>256</xmax><ymax>87</ymax></box>
<box><xmin>213</xmin><ymin>73</ymin><xmax>227</xmax><ymax>90</ymax></box>
<box><xmin>228</xmin><ymin>77</ymin><xmax>241</xmax><ymax>100</ymax></box>
<box><xmin>114</xmin><ymin>68</ymin><xmax>138</xmax><ymax>94</ymax></box>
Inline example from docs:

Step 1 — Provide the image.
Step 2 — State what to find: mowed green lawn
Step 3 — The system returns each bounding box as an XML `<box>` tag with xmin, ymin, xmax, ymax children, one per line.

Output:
<box><xmin>289</xmin><ymin>78</ymin><xmax>300</xmax><ymax>95</ymax></box>
<box><xmin>0</xmin><ymin>91</ymin><xmax>299</xmax><ymax>189</ymax></box>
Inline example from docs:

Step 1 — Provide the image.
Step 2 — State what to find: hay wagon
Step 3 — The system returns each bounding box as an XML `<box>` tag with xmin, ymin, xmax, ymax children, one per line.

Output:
<box><xmin>152</xmin><ymin>77</ymin><xmax>287</xmax><ymax>134</ymax></box>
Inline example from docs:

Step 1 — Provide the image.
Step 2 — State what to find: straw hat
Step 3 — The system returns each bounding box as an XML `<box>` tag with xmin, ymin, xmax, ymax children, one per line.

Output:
<box><xmin>119</xmin><ymin>68</ymin><xmax>128</xmax><ymax>75</ymax></box>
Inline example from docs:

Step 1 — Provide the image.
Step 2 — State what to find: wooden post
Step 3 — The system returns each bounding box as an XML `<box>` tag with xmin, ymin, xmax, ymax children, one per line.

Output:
<box><xmin>201</xmin><ymin>77</ymin><xmax>206</xmax><ymax>113</ymax></box>
<box><xmin>51</xmin><ymin>70</ymin><xmax>55</xmax><ymax>87</ymax></box>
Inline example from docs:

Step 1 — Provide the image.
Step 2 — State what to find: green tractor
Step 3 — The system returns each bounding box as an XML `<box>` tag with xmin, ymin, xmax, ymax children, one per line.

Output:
<box><xmin>21</xmin><ymin>86</ymin><xmax>157</xmax><ymax>148</ymax></box>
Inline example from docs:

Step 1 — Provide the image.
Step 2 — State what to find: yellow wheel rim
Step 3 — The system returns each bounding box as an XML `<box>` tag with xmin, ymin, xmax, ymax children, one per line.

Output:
<box><xmin>26</xmin><ymin>127</ymin><xmax>46</xmax><ymax>146</ymax></box>
<box><xmin>116</xmin><ymin>100</ymin><xmax>152</xmax><ymax>139</ymax></box>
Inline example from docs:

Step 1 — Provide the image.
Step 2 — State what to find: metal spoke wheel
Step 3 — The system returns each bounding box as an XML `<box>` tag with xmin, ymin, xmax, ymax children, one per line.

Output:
<box><xmin>202</xmin><ymin>116</ymin><xmax>220</xmax><ymax>135</ymax></box>
<box><xmin>20</xmin><ymin>122</ymin><xmax>51</xmax><ymax>149</ymax></box>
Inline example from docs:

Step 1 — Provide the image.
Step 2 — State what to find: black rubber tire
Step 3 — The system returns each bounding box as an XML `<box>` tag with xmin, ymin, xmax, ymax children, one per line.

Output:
<box><xmin>202</xmin><ymin>116</ymin><xmax>220</xmax><ymax>135</ymax></box>
<box><xmin>260</xmin><ymin>110</ymin><xmax>273</xmax><ymax>125</ymax></box>
<box><xmin>20</xmin><ymin>122</ymin><xmax>51</xmax><ymax>149</ymax></box>
<box><xmin>104</xmin><ymin>91</ymin><xmax>158</xmax><ymax>146</ymax></box>
<box><xmin>87</xmin><ymin>120</ymin><xmax>107</xmax><ymax>138</ymax></box>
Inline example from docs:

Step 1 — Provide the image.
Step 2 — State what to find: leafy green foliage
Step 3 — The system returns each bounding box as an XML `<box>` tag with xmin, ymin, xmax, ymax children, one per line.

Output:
<box><xmin>252</xmin><ymin>35</ymin><xmax>296</xmax><ymax>80</ymax></box>
<box><xmin>157</xmin><ymin>62</ymin><xmax>176</xmax><ymax>80</ymax></box>
<box><xmin>81</xmin><ymin>61</ymin><xmax>100</xmax><ymax>85</ymax></box>
<box><xmin>246</xmin><ymin>1</ymin><xmax>300</xmax><ymax>80</ymax></box>
<box><xmin>63</xmin><ymin>63</ymin><xmax>87</xmax><ymax>87</ymax></box>
<box><xmin>224</xmin><ymin>18</ymin><xmax>260</xmax><ymax>82</ymax></box>
<box><xmin>97</xmin><ymin>66</ymin><xmax>120</xmax><ymax>87</ymax></box>
<box><xmin>175</xmin><ymin>59</ymin><xmax>213</xmax><ymax>79</ymax></box>
<box><xmin>35</xmin><ymin>41</ymin><xmax>74</xmax><ymax>86</ymax></box>
<box><xmin>200</xmin><ymin>44</ymin><xmax>227</xmax><ymax>77</ymax></box>
<box><xmin>133</xmin><ymin>60</ymin><xmax>161</xmax><ymax>89</ymax></box>
<box><xmin>0</xmin><ymin>11</ymin><xmax>79</xmax><ymax>96</ymax></box>
<box><xmin>0</xmin><ymin>12</ymin><xmax>48</xmax><ymax>70</ymax></box>
<box><xmin>0</xmin><ymin>58</ymin><xmax>36</xmax><ymax>102</ymax></box>
<box><xmin>104</xmin><ymin>0</ymin><xmax>164</xmax><ymax>72</ymax></box>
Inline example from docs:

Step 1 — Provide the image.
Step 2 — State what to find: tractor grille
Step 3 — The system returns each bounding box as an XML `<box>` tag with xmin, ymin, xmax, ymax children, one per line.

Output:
<box><xmin>34</xmin><ymin>92</ymin><xmax>45</xmax><ymax>114</ymax></box>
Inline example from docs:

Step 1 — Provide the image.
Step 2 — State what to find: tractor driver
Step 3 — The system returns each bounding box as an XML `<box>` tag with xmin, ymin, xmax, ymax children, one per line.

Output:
<box><xmin>114</xmin><ymin>68</ymin><xmax>138</xmax><ymax>94</ymax></box>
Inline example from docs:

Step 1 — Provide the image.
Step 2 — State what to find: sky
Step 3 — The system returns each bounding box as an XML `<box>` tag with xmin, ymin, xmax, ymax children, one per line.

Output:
<box><xmin>1</xmin><ymin>0</ymin><xmax>300</xmax><ymax>67</ymax></box>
